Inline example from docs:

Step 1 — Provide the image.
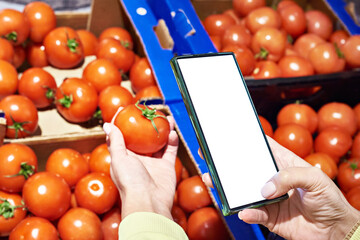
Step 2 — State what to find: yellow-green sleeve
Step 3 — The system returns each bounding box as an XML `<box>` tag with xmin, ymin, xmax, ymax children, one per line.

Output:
<box><xmin>118</xmin><ymin>212</ymin><xmax>189</xmax><ymax>240</ymax></box>
<box><xmin>349</xmin><ymin>224</ymin><xmax>360</xmax><ymax>240</ymax></box>
<box><xmin>344</xmin><ymin>220</ymin><xmax>360</xmax><ymax>240</ymax></box>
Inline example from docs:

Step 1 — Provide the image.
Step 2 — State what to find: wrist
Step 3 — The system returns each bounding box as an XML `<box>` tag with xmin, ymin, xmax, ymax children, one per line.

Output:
<box><xmin>331</xmin><ymin>204</ymin><xmax>360</xmax><ymax>239</ymax></box>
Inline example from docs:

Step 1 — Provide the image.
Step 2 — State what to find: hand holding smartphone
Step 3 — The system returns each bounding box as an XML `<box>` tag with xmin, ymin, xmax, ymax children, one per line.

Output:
<box><xmin>170</xmin><ymin>53</ymin><xmax>288</xmax><ymax>216</ymax></box>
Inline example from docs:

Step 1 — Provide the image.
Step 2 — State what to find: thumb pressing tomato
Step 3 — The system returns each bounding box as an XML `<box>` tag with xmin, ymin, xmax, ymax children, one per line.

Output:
<box><xmin>113</xmin><ymin>101</ymin><xmax>170</xmax><ymax>155</ymax></box>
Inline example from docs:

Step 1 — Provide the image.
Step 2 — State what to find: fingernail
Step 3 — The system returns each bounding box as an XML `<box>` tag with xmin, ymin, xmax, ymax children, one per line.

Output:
<box><xmin>261</xmin><ymin>181</ymin><xmax>276</xmax><ymax>198</ymax></box>
<box><xmin>201</xmin><ymin>174</ymin><xmax>206</xmax><ymax>183</ymax></box>
<box><xmin>103</xmin><ymin>123</ymin><xmax>111</xmax><ymax>135</ymax></box>
<box><xmin>238</xmin><ymin>211</ymin><xmax>243</xmax><ymax>220</ymax></box>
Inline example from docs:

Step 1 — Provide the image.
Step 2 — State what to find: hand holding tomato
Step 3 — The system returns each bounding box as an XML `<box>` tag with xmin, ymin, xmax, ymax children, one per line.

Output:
<box><xmin>103</xmin><ymin>115</ymin><xmax>178</xmax><ymax>220</ymax></box>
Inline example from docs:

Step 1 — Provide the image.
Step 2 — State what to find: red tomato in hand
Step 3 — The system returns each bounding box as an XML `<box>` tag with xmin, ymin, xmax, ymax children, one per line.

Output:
<box><xmin>55</xmin><ymin>77</ymin><xmax>98</xmax><ymax>123</ymax></box>
<box><xmin>317</xmin><ymin>102</ymin><xmax>357</xmax><ymax>136</ymax></box>
<box><xmin>187</xmin><ymin>207</ymin><xmax>230</xmax><ymax>240</ymax></box>
<box><xmin>129</xmin><ymin>57</ymin><xmax>156</xmax><ymax>93</ymax></box>
<box><xmin>171</xmin><ymin>205</ymin><xmax>187</xmax><ymax>232</ymax></box>
<box><xmin>89</xmin><ymin>143</ymin><xmax>111</xmax><ymax>175</ymax></box>
<box><xmin>346</xmin><ymin>186</ymin><xmax>360</xmax><ymax>211</ymax></box>
<box><xmin>23</xmin><ymin>1</ymin><xmax>56</xmax><ymax>43</ymax></box>
<box><xmin>314</xmin><ymin>127</ymin><xmax>352</xmax><ymax>163</ymax></box>
<box><xmin>18</xmin><ymin>67</ymin><xmax>57</xmax><ymax>108</ymax></box>
<box><xmin>278</xmin><ymin>55</ymin><xmax>314</xmax><ymax>77</ymax></box>
<box><xmin>9</xmin><ymin>217</ymin><xmax>58</xmax><ymax>240</ymax></box>
<box><xmin>0</xmin><ymin>191</ymin><xmax>27</xmax><ymax>236</ymax></box>
<box><xmin>245</xmin><ymin>7</ymin><xmax>281</xmax><ymax>34</ymax></box>
<box><xmin>274</xmin><ymin>123</ymin><xmax>313</xmax><ymax>158</ymax></box>
<box><xmin>99</xmin><ymin>27</ymin><xmax>133</xmax><ymax>50</ymax></box>
<box><xmin>82</xmin><ymin>58</ymin><xmax>122</xmax><ymax>93</ymax></box>
<box><xmin>0</xmin><ymin>95</ymin><xmax>38</xmax><ymax>138</ymax></box>
<box><xmin>76</xmin><ymin>29</ymin><xmax>98</xmax><ymax>56</ymax></box>
<box><xmin>341</xmin><ymin>35</ymin><xmax>360</xmax><ymax>68</ymax></box>
<box><xmin>0</xmin><ymin>60</ymin><xmax>18</xmax><ymax>99</ymax></box>
<box><xmin>44</xmin><ymin>27</ymin><xmax>84</xmax><ymax>69</ymax></box>
<box><xmin>293</xmin><ymin>33</ymin><xmax>325</xmax><ymax>59</ymax></box>
<box><xmin>221</xmin><ymin>25</ymin><xmax>252</xmax><ymax>48</ymax></box>
<box><xmin>251</xmin><ymin>60</ymin><xmax>282</xmax><ymax>79</ymax></box>
<box><xmin>26</xmin><ymin>43</ymin><xmax>48</xmax><ymax>67</ymax></box>
<box><xmin>277</xmin><ymin>103</ymin><xmax>318</xmax><ymax>134</ymax></box>
<box><xmin>101</xmin><ymin>207</ymin><xmax>121</xmax><ymax>240</ymax></box>
<box><xmin>97</xmin><ymin>38</ymin><xmax>135</xmax><ymax>73</ymax></box>
<box><xmin>75</xmin><ymin>172</ymin><xmax>118</xmax><ymax>214</ymax></box>
<box><xmin>258</xmin><ymin>115</ymin><xmax>273</xmax><ymax>137</ymax></box>
<box><xmin>233</xmin><ymin>0</ymin><xmax>266</xmax><ymax>17</ymax></box>
<box><xmin>304</xmin><ymin>153</ymin><xmax>337</xmax><ymax>179</ymax></box>
<box><xmin>308</xmin><ymin>42</ymin><xmax>345</xmax><ymax>74</ymax></box>
<box><xmin>0</xmin><ymin>9</ymin><xmax>29</xmax><ymax>46</ymax></box>
<box><xmin>46</xmin><ymin>148</ymin><xmax>89</xmax><ymax>188</ymax></box>
<box><xmin>134</xmin><ymin>85</ymin><xmax>162</xmax><ymax>102</ymax></box>
<box><xmin>337</xmin><ymin>158</ymin><xmax>360</xmax><ymax>192</ymax></box>
<box><xmin>23</xmin><ymin>172</ymin><xmax>71</xmax><ymax>220</ymax></box>
<box><xmin>177</xmin><ymin>176</ymin><xmax>212</xmax><ymax>213</ymax></box>
<box><xmin>0</xmin><ymin>143</ymin><xmax>37</xmax><ymax>193</ymax></box>
<box><xmin>99</xmin><ymin>85</ymin><xmax>134</xmax><ymax>123</ymax></box>
<box><xmin>221</xmin><ymin>44</ymin><xmax>255</xmax><ymax>76</ymax></box>
<box><xmin>251</xmin><ymin>27</ymin><xmax>286</xmax><ymax>62</ymax></box>
<box><xmin>58</xmin><ymin>207</ymin><xmax>103</xmax><ymax>240</ymax></box>
<box><xmin>305</xmin><ymin>10</ymin><xmax>333</xmax><ymax>40</ymax></box>
<box><xmin>203</xmin><ymin>14</ymin><xmax>235</xmax><ymax>36</ymax></box>
<box><xmin>0</xmin><ymin>38</ymin><xmax>14</xmax><ymax>63</ymax></box>
<box><xmin>113</xmin><ymin>103</ymin><xmax>170</xmax><ymax>154</ymax></box>
<box><xmin>330</xmin><ymin>30</ymin><xmax>349</xmax><ymax>48</ymax></box>
<box><xmin>277</xmin><ymin>1</ymin><xmax>306</xmax><ymax>38</ymax></box>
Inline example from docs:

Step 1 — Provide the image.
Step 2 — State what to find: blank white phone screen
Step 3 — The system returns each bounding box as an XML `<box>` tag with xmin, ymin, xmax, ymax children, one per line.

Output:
<box><xmin>177</xmin><ymin>54</ymin><xmax>278</xmax><ymax>209</ymax></box>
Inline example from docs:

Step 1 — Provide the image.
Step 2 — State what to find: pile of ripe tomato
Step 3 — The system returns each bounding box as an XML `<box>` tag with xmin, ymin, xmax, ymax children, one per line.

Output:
<box><xmin>259</xmin><ymin>101</ymin><xmax>360</xmax><ymax>211</ymax></box>
<box><xmin>202</xmin><ymin>0</ymin><xmax>360</xmax><ymax>79</ymax></box>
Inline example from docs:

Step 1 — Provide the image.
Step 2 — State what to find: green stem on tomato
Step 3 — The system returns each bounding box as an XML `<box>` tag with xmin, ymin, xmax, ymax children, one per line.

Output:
<box><xmin>135</xmin><ymin>100</ymin><xmax>167</xmax><ymax>134</ymax></box>
<box><xmin>334</xmin><ymin>43</ymin><xmax>345</xmax><ymax>58</ymax></box>
<box><xmin>254</xmin><ymin>47</ymin><xmax>269</xmax><ymax>60</ymax></box>
<box><xmin>7</xmin><ymin>114</ymin><xmax>32</xmax><ymax>139</ymax></box>
<box><xmin>4</xmin><ymin>31</ymin><xmax>17</xmax><ymax>43</ymax></box>
<box><xmin>0</xmin><ymin>198</ymin><xmax>26</xmax><ymax>219</ymax></box>
<box><xmin>4</xmin><ymin>162</ymin><xmax>35</xmax><ymax>179</ymax></box>
<box><xmin>57</xmin><ymin>94</ymin><xmax>73</xmax><ymax>108</ymax></box>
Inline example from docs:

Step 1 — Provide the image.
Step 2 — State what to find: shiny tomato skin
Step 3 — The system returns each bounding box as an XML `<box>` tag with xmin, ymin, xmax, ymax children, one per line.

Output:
<box><xmin>210</xmin><ymin>35</ymin><xmax>222</xmax><ymax>51</ymax></box>
<box><xmin>251</xmin><ymin>27</ymin><xmax>286</xmax><ymax>62</ymax></box>
<box><xmin>304</xmin><ymin>152</ymin><xmax>337</xmax><ymax>179</ymax></box>
<box><xmin>23</xmin><ymin>1</ymin><xmax>56</xmax><ymax>43</ymax></box>
<box><xmin>308</xmin><ymin>42</ymin><xmax>345</xmax><ymax>74</ymax></box>
<box><xmin>58</xmin><ymin>207</ymin><xmax>103</xmax><ymax>240</ymax></box>
<box><xmin>278</xmin><ymin>55</ymin><xmax>314</xmax><ymax>77</ymax></box>
<box><xmin>82</xmin><ymin>58</ymin><xmax>122</xmax><ymax>93</ymax></box>
<box><xmin>233</xmin><ymin>0</ymin><xmax>266</xmax><ymax>17</ymax></box>
<box><xmin>0</xmin><ymin>95</ymin><xmax>38</xmax><ymax>138</ymax></box>
<box><xmin>101</xmin><ymin>207</ymin><xmax>121</xmax><ymax>240</ymax></box>
<box><xmin>0</xmin><ymin>143</ymin><xmax>37</xmax><ymax>193</ymax></box>
<box><xmin>221</xmin><ymin>24</ymin><xmax>252</xmax><ymax>48</ymax></box>
<box><xmin>9</xmin><ymin>217</ymin><xmax>58</xmax><ymax>240</ymax></box>
<box><xmin>341</xmin><ymin>35</ymin><xmax>360</xmax><ymax>68</ymax></box>
<box><xmin>89</xmin><ymin>143</ymin><xmax>111</xmax><ymax>176</ymax></box>
<box><xmin>314</xmin><ymin>127</ymin><xmax>352</xmax><ymax>164</ymax></box>
<box><xmin>177</xmin><ymin>176</ymin><xmax>212</xmax><ymax>213</ymax></box>
<box><xmin>293</xmin><ymin>33</ymin><xmax>326</xmax><ymax>59</ymax></box>
<box><xmin>346</xmin><ymin>186</ymin><xmax>360</xmax><ymax>211</ymax></box>
<box><xmin>55</xmin><ymin>77</ymin><xmax>98</xmax><ymax>123</ymax></box>
<box><xmin>251</xmin><ymin>60</ymin><xmax>282</xmax><ymax>79</ymax></box>
<box><xmin>98</xmin><ymin>85</ymin><xmax>134</xmax><ymax>123</ymax></box>
<box><xmin>0</xmin><ymin>59</ymin><xmax>18</xmax><ymax>99</ymax></box>
<box><xmin>0</xmin><ymin>38</ymin><xmax>14</xmax><ymax>63</ymax></box>
<box><xmin>171</xmin><ymin>205</ymin><xmax>187</xmax><ymax>232</ymax></box>
<box><xmin>26</xmin><ymin>43</ymin><xmax>48</xmax><ymax>67</ymax></box>
<box><xmin>46</xmin><ymin>148</ymin><xmax>89</xmax><ymax>188</ymax></box>
<box><xmin>113</xmin><ymin>104</ymin><xmax>170</xmax><ymax>154</ymax></box>
<box><xmin>74</xmin><ymin>172</ymin><xmax>118</xmax><ymax>214</ymax></box>
<box><xmin>277</xmin><ymin>2</ymin><xmax>306</xmax><ymax>38</ymax></box>
<box><xmin>277</xmin><ymin>103</ymin><xmax>318</xmax><ymax>134</ymax></box>
<box><xmin>0</xmin><ymin>191</ymin><xmax>27</xmax><ymax>236</ymax></box>
<box><xmin>187</xmin><ymin>207</ymin><xmax>230</xmax><ymax>240</ymax></box>
<box><xmin>317</xmin><ymin>102</ymin><xmax>357</xmax><ymax>136</ymax></box>
<box><xmin>76</xmin><ymin>29</ymin><xmax>98</xmax><ymax>56</ymax></box>
<box><xmin>97</xmin><ymin>38</ymin><xmax>135</xmax><ymax>73</ymax></box>
<box><xmin>44</xmin><ymin>27</ymin><xmax>84</xmax><ymax>69</ymax></box>
<box><xmin>330</xmin><ymin>30</ymin><xmax>349</xmax><ymax>48</ymax></box>
<box><xmin>203</xmin><ymin>14</ymin><xmax>235</xmax><ymax>36</ymax></box>
<box><xmin>273</xmin><ymin>123</ymin><xmax>313</xmax><ymax>158</ymax></box>
<box><xmin>18</xmin><ymin>67</ymin><xmax>57</xmax><ymax>108</ymax></box>
<box><xmin>258</xmin><ymin>115</ymin><xmax>273</xmax><ymax>137</ymax></box>
<box><xmin>23</xmin><ymin>172</ymin><xmax>71</xmax><ymax>220</ymax></box>
<box><xmin>221</xmin><ymin>44</ymin><xmax>255</xmax><ymax>76</ymax></box>
<box><xmin>129</xmin><ymin>57</ymin><xmax>156</xmax><ymax>93</ymax></box>
<box><xmin>99</xmin><ymin>27</ymin><xmax>133</xmax><ymax>50</ymax></box>
<box><xmin>305</xmin><ymin>10</ymin><xmax>333</xmax><ymax>40</ymax></box>
<box><xmin>337</xmin><ymin>158</ymin><xmax>360</xmax><ymax>193</ymax></box>
<box><xmin>134</xmin><ymin>85</ymin><xmax>162</xmax><ymax>102</ymax></box>
<box><xmin>245</xmin><ymin>7</ymin><xmax>281</xmax><ymax>34</ymax></box>
<box><xmin>0</xmin><ymin>9</ymin><xmax>29</xmax><ymax>46</ymax></box>
<box><xmin>354</xmin><ymin>103</ymin><xmax>360</xmax><ymax>132</ymax></box>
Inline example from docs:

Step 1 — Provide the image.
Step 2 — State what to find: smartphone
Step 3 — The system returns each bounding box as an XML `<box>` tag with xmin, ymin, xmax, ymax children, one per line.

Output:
<box><xmin>170</xmin><ymin>52</ymin><xmax>288</xmax><ymax>216</ymax></box>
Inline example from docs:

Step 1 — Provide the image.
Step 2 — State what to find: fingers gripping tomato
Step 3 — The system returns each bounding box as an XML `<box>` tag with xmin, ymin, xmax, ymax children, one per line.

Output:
<box><xmin>113</xmin><ymin>101</ymin><xmax>170</xmax><ymax>154</ymax></box>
